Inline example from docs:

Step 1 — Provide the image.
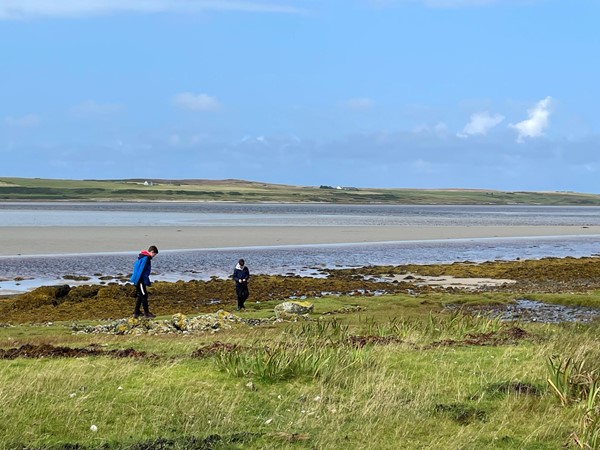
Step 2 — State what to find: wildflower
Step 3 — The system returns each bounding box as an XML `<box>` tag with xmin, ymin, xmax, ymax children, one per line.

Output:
<box><xmin>90</xmin><ymin>425</ymin><xmax>98</xmax><ymax>432</ymax></box>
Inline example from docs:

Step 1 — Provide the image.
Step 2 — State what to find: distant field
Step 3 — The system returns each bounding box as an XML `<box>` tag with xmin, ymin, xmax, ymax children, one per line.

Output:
<box><xmin>1</xmin><ymin>177</ymin><xmax>600</xmax><ymax>205</ymax></box>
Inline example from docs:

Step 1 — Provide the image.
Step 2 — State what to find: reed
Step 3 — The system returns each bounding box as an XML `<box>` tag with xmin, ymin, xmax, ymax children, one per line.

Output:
<box><xmin>546</xmin><ymin>355</ymin><xmax>600</xmax><ymax>449</ymax></box>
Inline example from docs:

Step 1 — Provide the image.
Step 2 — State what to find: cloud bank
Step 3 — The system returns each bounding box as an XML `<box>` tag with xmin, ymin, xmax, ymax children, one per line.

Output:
<box><xmin>343</xmin><ymin>98</ymin><xmax>375</xmax><ymax>111</ymax></box>
<box><xmin>0</xmin><ymin>0</ymin><xmax>304</xmax><ymax>20</ymax></box>
<box><xmin>4</xmin><ymin>114</ymin><xmax>41</xmax><ymax>127</ymax></box>
<box><xmin>369</xmin><ymin>0</ymin><xmax>536</xmax><ymax>8</ymax></box>
<box><xmin>71</xmin><ymin>100</ymin><xmax>123</xmax><ymax>117</ymax></box>
<box><xmin>172</xmin><ymin>93</ymin><xmax>221</xmax><ymax>111</ymax></box>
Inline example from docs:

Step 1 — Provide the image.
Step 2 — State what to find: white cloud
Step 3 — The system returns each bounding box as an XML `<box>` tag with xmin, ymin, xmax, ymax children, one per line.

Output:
<box><xmin>237</xmin><ymin>135</ymin><xmax>269</xmax><ymax>146</ymax></box>
<box><xmin>422</xmin><ymin>0</ymin><xmax>499</xmax><ymax>6</ymax></box>
<box><xmin>0</xmin><ymin>0</ymin><xmax>304</xmax><ymax>20</ymax></box>
<box><xmin>368</xmin><ymin>0</ymin><xmax>534</xmax><ymax>8</ymax></box>
<box><xmin>4</xmin><ymin>114</ymin><xmax>41</xmax><ymax>127</ymax></box>
<box><xmin>434</xmin><ymin>122</ymin><xmax>449</xmax><ymax>134</ymax></box>
<box><xmin>71</xmin><ymin>100</ymin><xmax>123</xmax><ymax>116</ymax></box>
<box><xmin>343</xmin><ymin>98</ymin><xmax>375</xmax><ymax>111</ymax></box>
<box><xmin>457</xmin><ymin>112</ymin><xmax>504</xmax><ymax>138</ymax></box>
<box><xmin>172</xmin><ymin>93</ymin><xmax>221</xmax><ymax>111</ymax></box>
<box><xmin>510</xmin><ymin>96</ymin><xmax>552</xmax><ymax>143</ymax></box>
<box><xmin>413</xmin><ymin>122</ymin><xmax>449</xmax><ymax>135</ymax></box>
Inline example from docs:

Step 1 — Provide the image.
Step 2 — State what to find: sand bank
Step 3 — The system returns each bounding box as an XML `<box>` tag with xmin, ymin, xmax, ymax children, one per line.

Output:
<box><xmin>1</xmin><ymin>225</ymin><xmax>600</xmax><ymax>257</ymax></box>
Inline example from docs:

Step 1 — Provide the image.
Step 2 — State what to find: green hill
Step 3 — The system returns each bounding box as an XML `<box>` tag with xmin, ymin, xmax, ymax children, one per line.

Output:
<box><xmin>0</xmin><ymin>177</ymin><xmax>599</xmax><ymax>205</ymax></box>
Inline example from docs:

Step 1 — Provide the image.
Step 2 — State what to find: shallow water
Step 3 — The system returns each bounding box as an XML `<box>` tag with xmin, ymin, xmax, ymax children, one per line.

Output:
<box><xmin>2</xmin><ymin>202</ymin><xmax>600</xmax><ymax>227</ymax></box>
<box><xmin>449</xmin><ymin>299</ymin><xmax>600</xmax><ymax>323</ymax></box>
<box><xmin>2</xmin><ymin>235</ymin><xmax>600</xmax><ymax>294</ymax></box>
<box><xmin>1</xmin><ymin>203</ymin><xmax>600</xmax><ymax>294</ymax></box>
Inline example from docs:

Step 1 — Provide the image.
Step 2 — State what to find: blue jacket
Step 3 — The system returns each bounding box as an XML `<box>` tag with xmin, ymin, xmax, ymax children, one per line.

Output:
<box><xmin>130</xmin><ymin>251</ymin><xmax>153</xmax><ymax>286</ymax></box>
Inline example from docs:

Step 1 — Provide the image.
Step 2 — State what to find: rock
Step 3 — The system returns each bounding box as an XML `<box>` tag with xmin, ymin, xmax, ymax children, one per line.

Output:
<box><xmin>274</xmin><ymin>301</ymin><xmax>314</xmax><ymax>319</ymax></box>
<box><xmin>74</xmin><ymin>309</ymin><xmax>251</xmax><ymax>335</ymax></box>
<box><xmin>35</xmin><ymin>284</ymin><xmax>71</xmax><ymax>299</ymax></box>
<box><xmin>171</xmin><ymin>313</ymin><xmax>187</xmax><ymax>331</ymax></box>
<box><xmin>19</xmin><ymin>284</ymin><xmax>72</xmax><ymax>308</ymax></box>
<box><xmin>54</xmin><ymin>284</ymin><xmax>71</xmax><ymax>298</ymax></box>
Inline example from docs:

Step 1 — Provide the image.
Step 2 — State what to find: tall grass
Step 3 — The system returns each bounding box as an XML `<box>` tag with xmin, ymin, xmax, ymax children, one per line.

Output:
<box><xmin>359</xmin><ymin>311</ymin><xmax>503</xmax><ymax>342</ymax></box>
<box><xmin>546</xmin><ymin>355</ymin><xmax>600</xmax><ymax>448</ymax></box>
<box><xmin>2</xmin><ymin>313</ymin><xmax>600</xmax><ymax>449</ymax></box>
<box><xmin>216</xmin><ymin>341</ymin><xmax>370</xmax><ymax>382</ymax></box>
<box><xmin>216</xmin><ymin>320</ymin><xmax>368</xmax><ymax>382</ymax></box>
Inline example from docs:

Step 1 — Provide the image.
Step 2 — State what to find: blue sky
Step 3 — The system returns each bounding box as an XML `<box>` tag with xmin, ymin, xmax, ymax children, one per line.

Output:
<box><xmin>1</xmin><ymin>0</ymin><xmax>599</xmax><ymax>191</ymax></box>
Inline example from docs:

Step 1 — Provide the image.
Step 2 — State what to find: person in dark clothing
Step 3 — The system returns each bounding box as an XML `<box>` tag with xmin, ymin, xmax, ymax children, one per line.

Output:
<box><xmin>232</xmin><ymin>258</ymin><xmax>250</xmax><ymax>310</ymax></box>
<box><xmin>130</xmin><ymin>245</ymin><xmax>158</xmax><ymax>318</ymax></box>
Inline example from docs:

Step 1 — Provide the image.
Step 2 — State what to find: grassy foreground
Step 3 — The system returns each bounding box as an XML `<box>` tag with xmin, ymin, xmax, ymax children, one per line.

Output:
<box><xmin>1</xmin><ymin>176</ymin><xmax>600</xmax><ymax>204</ymax></box>
<box><xmin>1</xmin><ymin>290</ymin><xmax>600</xmax><ymax>449</ymax></box>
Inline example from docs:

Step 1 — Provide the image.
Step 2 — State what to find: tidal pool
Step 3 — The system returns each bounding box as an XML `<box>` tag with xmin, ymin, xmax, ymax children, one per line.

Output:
<box><xmin>449</xmin><ymin>299</ymin><xmax>600</xmax><ymax>323</ymax></box>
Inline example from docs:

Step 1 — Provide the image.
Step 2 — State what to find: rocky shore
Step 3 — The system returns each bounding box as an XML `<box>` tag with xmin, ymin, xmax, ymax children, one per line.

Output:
<box><xmin>2</xmin><ymin>256</ymin><xmax>600</xmax><ymax>324</ymax></box>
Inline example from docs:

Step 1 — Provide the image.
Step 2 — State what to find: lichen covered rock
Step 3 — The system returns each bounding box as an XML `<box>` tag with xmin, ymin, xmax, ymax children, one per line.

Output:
<box><xmin>74</xmin><ymin>310</ymin><xmax>248</xmax><ymax>335</ymax></box>
<box><xmin>274</xmin><ymin>301</ymin><xmax>314</xmax><ymax>320</ymax></box>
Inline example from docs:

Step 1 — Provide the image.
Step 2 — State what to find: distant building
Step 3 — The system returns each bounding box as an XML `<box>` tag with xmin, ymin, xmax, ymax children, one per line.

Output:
<box><xmin>319</xmin><ymin>185</ymin><xmax>358</xmax><ymax>191</ymax></box>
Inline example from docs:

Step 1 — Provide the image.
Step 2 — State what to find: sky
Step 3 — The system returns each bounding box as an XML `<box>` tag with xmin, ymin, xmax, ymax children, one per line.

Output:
<box><xmin>1</xmin><ymin>0</ymin><xmax>599</xmax><ymax>192</ymax></box>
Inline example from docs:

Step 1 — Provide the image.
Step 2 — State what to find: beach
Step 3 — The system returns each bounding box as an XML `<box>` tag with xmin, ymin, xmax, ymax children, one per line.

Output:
<box><xmin>2</xmin><ymin>224</ymin><xmax>600</xmax><ymax>257</ymax></box>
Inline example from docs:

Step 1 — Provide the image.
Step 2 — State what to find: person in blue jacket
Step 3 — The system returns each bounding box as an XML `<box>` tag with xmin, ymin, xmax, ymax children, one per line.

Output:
<box><xmin>232</xmin><ymin>258</ymin><xmax>250</xmax><ymax>310</ymax></box>
<box><xmin>130</xmin><ymin>245</ymin><xmax>158</xmax><ymax>318</ymax></box>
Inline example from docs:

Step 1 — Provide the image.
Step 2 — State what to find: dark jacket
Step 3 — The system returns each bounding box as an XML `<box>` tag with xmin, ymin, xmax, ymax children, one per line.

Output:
<box><xmin>233</xmin><ymin>265</ymin><xmax>250</xmax><ymax>285</ymax></box>
<box><xmin>130</xmin><ymin>251</ymin><xmax>153</xmax><ymax>286</ymax></box>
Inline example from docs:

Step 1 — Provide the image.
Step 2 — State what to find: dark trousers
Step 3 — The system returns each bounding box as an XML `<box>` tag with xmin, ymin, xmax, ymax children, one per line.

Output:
<box><xmin>134</xmin><ymin>283</ymin><xmax>149</xmax><ymax>314</ymax></box>
<box><xmin>236</xmin><ymin>284</ymin><xmax>249</xmax><ymax>309</ymax></box>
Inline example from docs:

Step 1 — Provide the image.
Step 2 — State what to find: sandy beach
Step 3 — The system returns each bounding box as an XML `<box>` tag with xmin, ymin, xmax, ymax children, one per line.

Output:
<box><xmin>2</xmin><ymin>225</ymin><xmax>600</xmax><ymax>257</ymax></box>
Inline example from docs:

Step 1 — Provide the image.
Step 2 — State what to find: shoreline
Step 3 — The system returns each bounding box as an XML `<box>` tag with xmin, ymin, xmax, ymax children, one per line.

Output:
<box><xmin>2</xmin><ymin>225</ymin><xmax>600</xmax><ymax>257</ymax></box>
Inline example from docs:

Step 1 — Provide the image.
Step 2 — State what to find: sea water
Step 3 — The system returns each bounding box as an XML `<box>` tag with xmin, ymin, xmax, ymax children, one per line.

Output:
<box><xmin>1</xmin><ymin>202</ymin><xmax>600</xmax><ymax>293</ymax></box>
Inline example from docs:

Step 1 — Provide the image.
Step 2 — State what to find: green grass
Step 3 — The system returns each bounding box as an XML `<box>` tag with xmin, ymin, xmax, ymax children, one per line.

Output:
<box><xmin>2</xmin><ymin>294</ymin><xmax>600</xmax><ymax>449</ymax></box>
<box><xmin>2</xmin><ymin>176</ymin><xmax>600</xmax><ymax>204</ymax></box>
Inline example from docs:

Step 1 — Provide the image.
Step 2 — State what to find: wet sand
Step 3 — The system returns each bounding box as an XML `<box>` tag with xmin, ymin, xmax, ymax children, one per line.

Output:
<box><xmin>2</xmin><ymin>225</ymin><xmax>600</xmax><ymax>257</ymax></box>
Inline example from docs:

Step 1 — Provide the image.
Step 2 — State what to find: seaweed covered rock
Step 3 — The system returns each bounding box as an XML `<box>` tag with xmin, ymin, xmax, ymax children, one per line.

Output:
<box><xmin>67</xmin><ymin>284</ymin><xmax>101</xmax><ymax>299</ymax></box>
<box><xmin>12</xmin><ymin>284</ymin><xmax>71</xmax><ymax>309</ymax></box>
<box><xmin>33</xmin><ymin>284</ymin><xmax>71</xmax><ymax>299</ymax></box>
<box><xmin>6</xmin><ymin>257</ymin><xmax>600</xmax><ymax>324</ymax></box>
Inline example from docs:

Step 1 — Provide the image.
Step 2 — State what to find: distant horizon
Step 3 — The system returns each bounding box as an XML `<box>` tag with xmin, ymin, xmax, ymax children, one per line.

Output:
<box><xmin>2</xmin><ymin>176</ymin><xmax>599</xmax><ymax>196</ymax></box>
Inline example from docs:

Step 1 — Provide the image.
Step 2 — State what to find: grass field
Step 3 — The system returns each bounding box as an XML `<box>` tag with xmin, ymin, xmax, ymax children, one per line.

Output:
<box><xmin>3</xmin><ymin>256</ymin><xmax>600</xmax><ymax>449</ymax></box>
<box><xmin>2</xmin><ymin>285</ymin><xmax>600</xmax><ymax>448</ymax></box>
<box><xmin>1</xmin><ymin>177</ymin><xmax>600</xmax><ymax>204</ymax></box>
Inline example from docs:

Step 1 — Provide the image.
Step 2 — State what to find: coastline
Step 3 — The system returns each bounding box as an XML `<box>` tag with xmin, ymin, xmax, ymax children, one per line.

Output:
<box><xmin>2</xmin><ymin>225</ymin><xmax>600</xmax><ymax>257</ymax></box>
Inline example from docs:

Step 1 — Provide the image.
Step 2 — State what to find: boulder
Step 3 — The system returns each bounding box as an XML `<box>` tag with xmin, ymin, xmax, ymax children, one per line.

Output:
<box><xmin>274</xmin><ymin>301</ymin><xmax>314</xmax><ymax>319</ymax></box>
<box><xmin>36</xmin><ymin>284</ymin><xmax>71</xmax><ymax>299</ymax></box>
<box><xmin>20</xmin><ymin>284</ymin><xmax>72</xmax><ymax>308</ymax></box>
